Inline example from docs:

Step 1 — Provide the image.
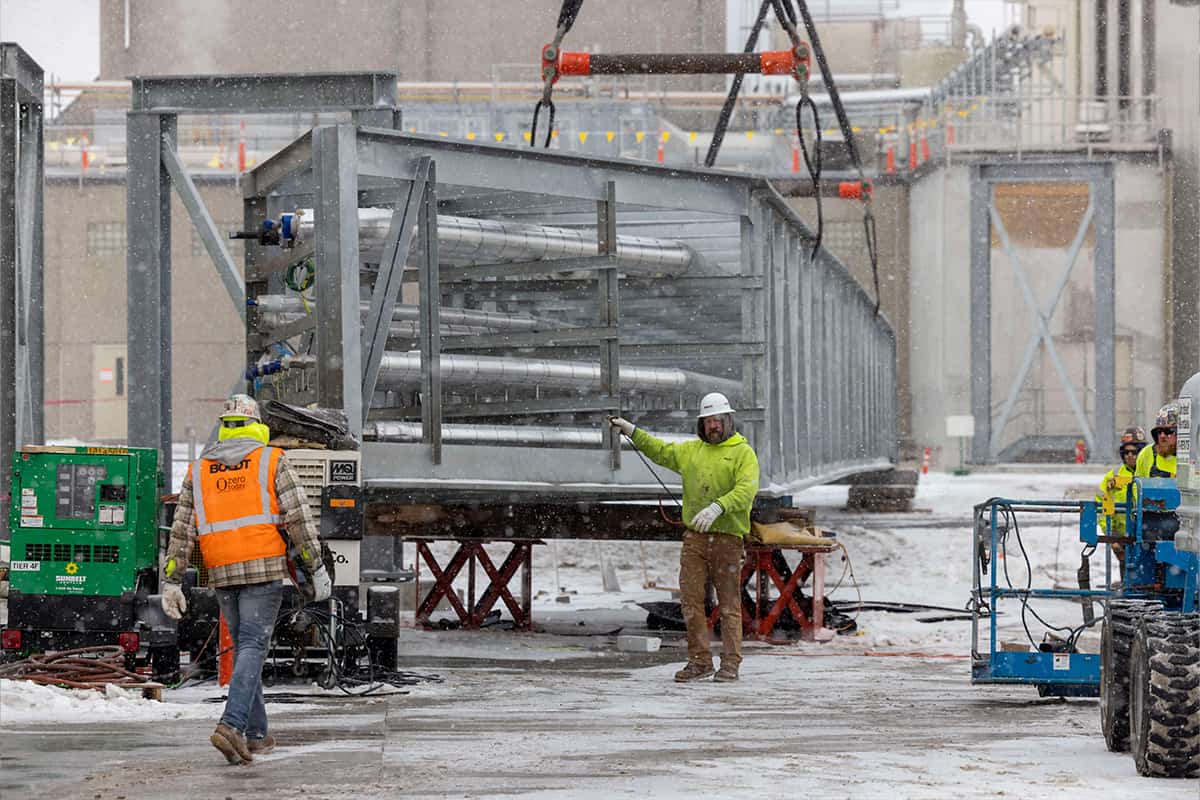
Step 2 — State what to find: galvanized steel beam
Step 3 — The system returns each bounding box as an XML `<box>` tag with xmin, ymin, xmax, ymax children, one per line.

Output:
<box><xmin>126</xmin><ymin>112</ymin><xmax>176</xmax><ymax>479</ymax></box>
<box><xmin>417</xmin><ymin>163</ymin><xmax>442</xmax><ymax>463</ymax></box>
<box><xmin>312</xmin><ymin>125</ymin><xmax>364</xmax><ymax>439</ymax></box>
<box><xmin>362</xmin><ymin>157</ymin><xmax>430</xmax><ymax>416</ymax></box>
<box><xmin>0</xmin><ymin>44</ymin><xmax>44</xmax><ymax>536</ymax></box>
<box><xmin>354</xmin><ymin>129</ymin><xmax>751</xmax><ymax>215</ymax></box>
<box><xmin>160</xmin><ymin>138</ymin><xmax>245</xmax><ymax>321</ymax></box>
<box><xmin>130</xmin><ymin>72</ymin><xmax>398</xmax><ymax>115</ymax></box>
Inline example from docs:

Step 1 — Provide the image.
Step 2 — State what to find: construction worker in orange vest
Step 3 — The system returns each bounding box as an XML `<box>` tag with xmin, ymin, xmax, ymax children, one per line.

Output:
<box><xmin>160</xmin><ymin>394</ymin><xmax>331</xmax><ymax>765</ymax></box>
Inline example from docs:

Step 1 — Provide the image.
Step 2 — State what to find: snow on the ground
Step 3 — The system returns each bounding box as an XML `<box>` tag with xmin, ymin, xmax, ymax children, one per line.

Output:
<box><xmin>0</xmin><ymin>679</ymin><xmax>221</xmax><ymax>725</ymax></box>
<box><xmin>0</xmin><ymin>469</ymin><xmax>1112</xmax><ymax>722</ymax></box>
<box><xmin>0</xmin><ymin>679</ymin><xmax>340</xmax><ymax>727</ymax></box>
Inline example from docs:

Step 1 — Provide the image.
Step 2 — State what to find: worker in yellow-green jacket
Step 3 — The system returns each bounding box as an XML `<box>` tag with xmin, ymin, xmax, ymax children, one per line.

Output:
<box><xmin>1096</xmin><ymin>426</ymin><xmax>1146</xmax><ymax>575</ymax></box>
<box><xmin>1135</xmin><ymin>403</ymin><xmax>1178</xmax><ymax>479</ymax></box>
<box><xmin>609</xmin><ymin>392</ymin><xmax>759</xmax><ymax>683</ymax></box>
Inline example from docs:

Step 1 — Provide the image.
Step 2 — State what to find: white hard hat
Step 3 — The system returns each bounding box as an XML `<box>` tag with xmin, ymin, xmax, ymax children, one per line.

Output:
<box><xmin>220</xmin><ymin>393</ymin><xmax>261</xmax><ymax>422</ymax></box>
<box><xmin>698</xmin><ymin>392</ymin><xmax>734</xmax><ymax>418</ymax></box>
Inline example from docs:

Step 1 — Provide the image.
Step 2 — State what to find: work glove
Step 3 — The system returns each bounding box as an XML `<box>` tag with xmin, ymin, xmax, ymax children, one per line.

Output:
<box><xmin>607</xmin><ymin>416</ymin><xmax>635</xmax><ymax>437</ymax></box>
<box><xmin>689</xmin><ymin>502</ymin><xmax>723</xmax><ymax>533</ymax></box>
<box><xmin>161</xmin><ymin>582</ymin><xmax>187</xmax><ymax>620</ymax></box>
<box><xmin>309</xmin><ymin>565</ymin><xmax>333</xmax><ymax>603</ymax></box>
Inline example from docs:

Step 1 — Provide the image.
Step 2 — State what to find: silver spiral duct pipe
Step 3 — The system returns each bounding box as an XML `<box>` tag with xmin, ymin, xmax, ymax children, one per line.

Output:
<box><xmin>369</xmin><ymin>421</ymin><xmax>692</xmax><ymax>447</ymax></box>
<box><xmin>259</xmin><ymin>313</ymin><xmax>493</xmax><ymax>340</ymax></box>
<box><xmin>375</xmin><ymin>351</ymin><xmax>742</xmax><ymax>398</ymax></box>
<box><xmin>299</xmin><ymin>210</ymin><xmax>696</xmax><ymax>272</ymax></box>
<box><xmin>253</xmin><ymin>297</ymin><xmax>548</xmax><ymax>331</ymax></box>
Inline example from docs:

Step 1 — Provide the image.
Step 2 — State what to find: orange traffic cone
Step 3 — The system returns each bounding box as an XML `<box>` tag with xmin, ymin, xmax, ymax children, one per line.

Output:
<box><xmin>218</xmin><ymin>612</ymin><xmax>234</xmax><ymax>687</ymax></box>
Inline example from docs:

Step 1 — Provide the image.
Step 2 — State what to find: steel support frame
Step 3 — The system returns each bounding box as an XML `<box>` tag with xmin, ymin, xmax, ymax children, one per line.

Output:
<box><xmin>125</xmin><ymin>73</ymin><xmax>399</xmax><ymax>482</ymax></box>
<box><xmin>0</xmin><ymin>44</ymin><xmax>44</xmax><ymax>537</ymax></box>
<box><xmin>410</xmin><ymin>537</ymin><xmax>539</xmax><ymax>631</ymax></box>
<box><xmin>970</xmin><ymin>161</ymin><xmax>1115</xmax><ymax>464</ymax></box>
<box><xmin>707</xmin><ymin>544</ymin><xmax>831</xmax><ymax>641</ymax></box>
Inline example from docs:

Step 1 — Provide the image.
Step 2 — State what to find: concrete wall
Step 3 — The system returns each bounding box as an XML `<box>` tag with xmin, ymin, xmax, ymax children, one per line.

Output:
<box><xmin>907</xmin><ymin>157</ymin><xmax>1169</xmax><ymax>466</ymax></box>
<box><xmin>44</xmin><ymin>177</ymin><xmax>244</xmax><ymax>444</ymax></box>
<box><xmin>98</xmin><ymin>0</ymin><xmax>725</xmax><ymax>90</ymax></box>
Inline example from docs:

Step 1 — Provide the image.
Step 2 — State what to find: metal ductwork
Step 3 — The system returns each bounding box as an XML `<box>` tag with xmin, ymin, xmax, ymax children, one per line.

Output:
<box><xmin>369</xmin><ymin>421</ymin><xmax>692</xmax><ymax>447</ymax></box>
<box><xmin>259</xmin><ymin>313</ymin><xmax>494</xmax><ymax>340</ymax></box>
<box><xmin>253</xmin><ymin>297</ymin><xmax>550</xmax><ymax>331</ymax></box>
<box><xmin>375</xmin><ymin>351</ymin><xmax>741</xmax><ymax>397</ymax></box>
<box><xmin>299</xmin><ymin>211</ymin><xmax>698</xmax><ymax>272</ymax></box>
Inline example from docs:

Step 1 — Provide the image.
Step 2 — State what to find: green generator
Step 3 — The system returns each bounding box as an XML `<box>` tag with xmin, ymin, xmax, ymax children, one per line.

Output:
<box><xmin>2</xmin><ymin>445</ymin><xmax>179</xmax><ymax>677</ymax></box>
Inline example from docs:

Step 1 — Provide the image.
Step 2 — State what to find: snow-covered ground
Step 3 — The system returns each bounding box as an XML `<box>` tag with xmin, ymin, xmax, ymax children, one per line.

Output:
<box><xmin>2</xmin><ymin>469</ymin><xmax>1195</xmax><ymax>798</ymax></box>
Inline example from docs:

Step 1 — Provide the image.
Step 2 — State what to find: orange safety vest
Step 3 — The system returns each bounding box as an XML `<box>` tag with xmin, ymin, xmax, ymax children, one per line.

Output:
<box><xmin>190</xmin><ymin>446</ymin><xmax>286</xmax><ymax>569</ymax></box>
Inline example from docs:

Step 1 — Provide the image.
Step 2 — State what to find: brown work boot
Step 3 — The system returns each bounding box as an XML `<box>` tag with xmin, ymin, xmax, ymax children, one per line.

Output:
<box><xmin>210</xmin><ymin>723</ymin><xmax>253</xmax><ymax>765</ymax></box>
<box><xmin>673</xmin><ymin>662</ymin><xmax>715</xmax><ymax>682</ymax></box>
<box><xmin>713</xmin><ymin>664</ymin><xmax>739</xmax><ymax>682</ymax></box>
<box><xmin>247</xmin><ymin>734</ymin><xmax>276</xmax><ymax>755</ymax></box>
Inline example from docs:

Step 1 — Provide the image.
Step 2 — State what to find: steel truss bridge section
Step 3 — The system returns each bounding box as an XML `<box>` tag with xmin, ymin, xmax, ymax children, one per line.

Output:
<box><xmin>0</xmin><ymin>43</ymin><xmax>44</xmax><ymax>538</ymax></box>
<box><xmin>240</xmin><ymin>127</ymin><xmax>897</xmax><ymax>502</ymax></box>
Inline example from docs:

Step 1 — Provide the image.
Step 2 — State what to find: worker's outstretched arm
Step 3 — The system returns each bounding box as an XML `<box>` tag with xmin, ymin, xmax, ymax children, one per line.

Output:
<box><xmin>715</xmin><ymin>446</ymin><xmax>760</xmax><ymax>517</ymax></box>
<box><xmin>630</xmin><ymin>427</ymin><xmax>683</xmax><ymax>473</ymax></box>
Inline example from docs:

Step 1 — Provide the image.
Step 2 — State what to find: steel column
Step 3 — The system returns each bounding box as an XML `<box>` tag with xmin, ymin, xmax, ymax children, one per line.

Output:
<box><xmin>970</xmin><ymin>166</ymin><xmax>992</xmax><ymax>464</ymax></box>
<box><xmin>20</xmin><ymin>82</ymin><xmax>44</xmax><ymax>447</ymax></box>
<box><xmin>1093</xmin><ymin>173</ymin><xmax>1116</xmax><ymax>450</ymax></box>
<box><xmin>126</xmin><ymin>112</ymin><xmax>176</xmax><ymax>478</ymax></box>
<box><xmin>418</xmin><ymin>163</ymin><xmax>442</xmax><ymax>463</ymax></box>
<box><xmin>312</xmin><ymin>125</ymin><xmax>364</xmax><ymax>438</ymax></box>
<box><xmin>0</xmin><ymin>77</ymin><xmax>16</xmax><ymax>534</ymax></box>
<box><xmin>597</xmin><ymin>182</ymin><xmax>620</xmax><ymax>469</ymax></box>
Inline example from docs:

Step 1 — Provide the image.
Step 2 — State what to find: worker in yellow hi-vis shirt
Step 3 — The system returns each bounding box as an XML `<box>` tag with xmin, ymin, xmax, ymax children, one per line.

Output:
<box><xmin>1096</xmin><ymin>427</ymin><xmax>1146</xmax><ymax>576</ymax></box>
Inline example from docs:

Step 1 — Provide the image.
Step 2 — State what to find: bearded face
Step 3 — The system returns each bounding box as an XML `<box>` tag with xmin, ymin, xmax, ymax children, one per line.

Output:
<box><xmin>699</xmin><ymin>413</ymin><xmax>733</xmax><ymax>444</ymax></box>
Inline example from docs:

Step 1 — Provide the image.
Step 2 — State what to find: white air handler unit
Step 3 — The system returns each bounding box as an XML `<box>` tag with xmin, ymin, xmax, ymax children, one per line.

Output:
<box><xmin>1176</xmin><ymin>371</ymin><xmax>1200</xmax><ymax>555</ymax></box>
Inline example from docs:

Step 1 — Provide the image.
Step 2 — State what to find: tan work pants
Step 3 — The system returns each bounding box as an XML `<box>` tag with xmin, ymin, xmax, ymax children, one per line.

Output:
<box><xmin>679</xmin><ymin>530</ymin><xmax>745</xmax><ymax>669</ymax></box>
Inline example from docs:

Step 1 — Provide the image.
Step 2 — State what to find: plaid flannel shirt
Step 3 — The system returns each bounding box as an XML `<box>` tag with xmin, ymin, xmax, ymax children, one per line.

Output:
<box><xmin>163</xmin><ymin>451</ymin><xmax>324</xmax><ymax>588</ymax></box>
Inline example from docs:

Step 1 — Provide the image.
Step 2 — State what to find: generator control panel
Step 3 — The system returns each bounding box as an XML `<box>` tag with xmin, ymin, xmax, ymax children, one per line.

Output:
<box><xmin>8</xmin><ymin>446</ymin><xmax>160</xmax><ymax>597</ymax></box>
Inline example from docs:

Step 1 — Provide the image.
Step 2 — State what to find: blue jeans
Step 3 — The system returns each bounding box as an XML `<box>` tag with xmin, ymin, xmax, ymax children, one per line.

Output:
<box><xmin>215</xmin><ymin>580</ymin><xmax>283</xmax><ymax>739</ymax></box>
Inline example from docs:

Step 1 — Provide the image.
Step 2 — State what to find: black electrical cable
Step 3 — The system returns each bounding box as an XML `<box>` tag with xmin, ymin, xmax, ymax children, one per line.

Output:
<box><xmin>617</xmin><ymin>427</ymin><xmax>685</xmax><ymax>526</ymax></box>
<box><xmin>795</xmin><ymin>94</ymin><xmax>822</xmax><ymax>259</ymax></box>
<box><xmin>705</xmin><ymin>0</ymin><xmax>774</xmax><ymax>168</ymax></box>
<box><xmin>785</xmin><ymin>0</ymin><xmax>882</xmax><ymax>315</ymax></box>
<box><xmin>985</xmin><ymin>499</ymin><xmax>1094</xmax><ymax>652</ymax></box>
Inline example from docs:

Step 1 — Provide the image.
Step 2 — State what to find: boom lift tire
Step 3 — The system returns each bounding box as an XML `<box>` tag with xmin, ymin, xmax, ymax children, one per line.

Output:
<box><xmin>1101</xmin><ymin>599</ymin><xmax>1164</xmax><ymax>751</ymax></box>
<box><xmin>1129</xmin><ymin>612</ymin><xmax>1200</xmax><ymax>778</ymax></box>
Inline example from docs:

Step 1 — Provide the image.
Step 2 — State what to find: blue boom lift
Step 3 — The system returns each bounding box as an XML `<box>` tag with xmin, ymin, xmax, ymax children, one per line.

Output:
<box><xmin>970</xmin><ymin>372</ymin><xmax>1200</xmax><ymax>779</ymax></box>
